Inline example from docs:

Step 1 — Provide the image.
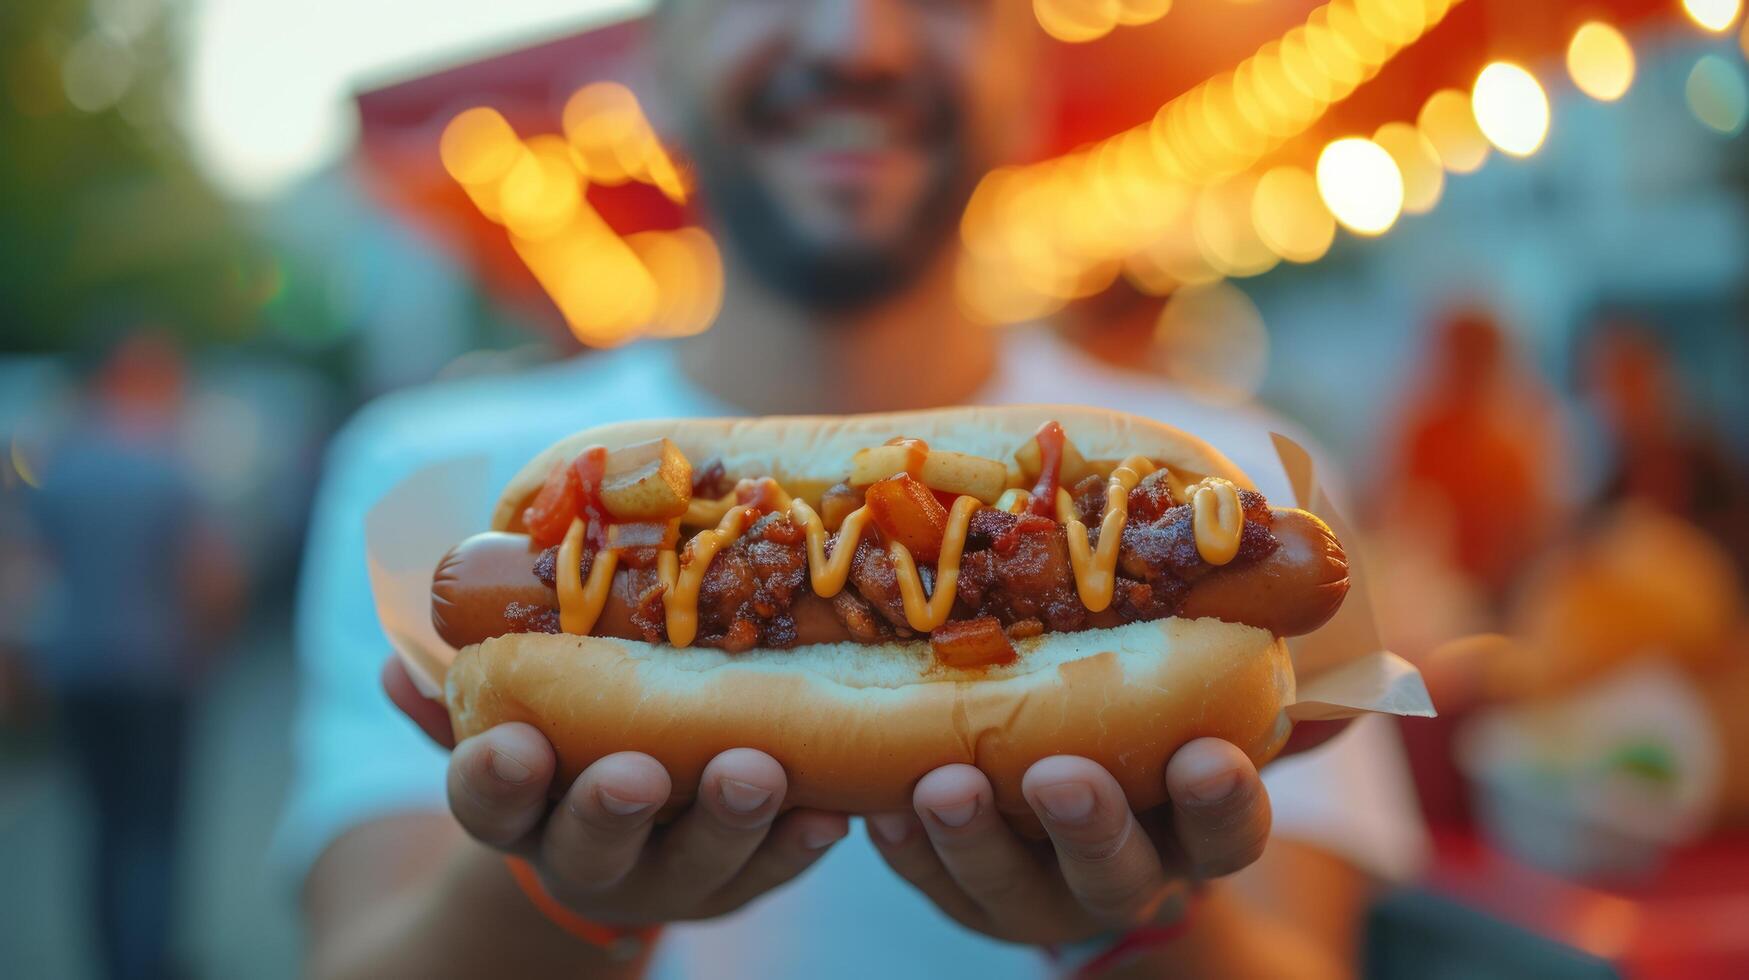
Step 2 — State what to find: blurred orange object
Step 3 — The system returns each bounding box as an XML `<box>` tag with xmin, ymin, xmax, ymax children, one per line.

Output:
<box><xmin>1498</xmin><ymin>504</ymin><xmax>1744</xmax><ymax>700</ymax></box>
<box><xmin>1380</xmin><ymin>310</ymin><xmax>1568</xmax><ymax>602</ymax></box>
<box><xmin>1699</xmin><ymin>648</ymin><xmax>1749</xmax><ymax>823</ymax></box>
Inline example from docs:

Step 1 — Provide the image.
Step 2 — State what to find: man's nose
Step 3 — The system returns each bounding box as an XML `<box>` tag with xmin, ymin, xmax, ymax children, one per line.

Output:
<box><xmin>794</xmin><ymin>0</ymin><xmax>916</xmax><ymax>77</ymax></box>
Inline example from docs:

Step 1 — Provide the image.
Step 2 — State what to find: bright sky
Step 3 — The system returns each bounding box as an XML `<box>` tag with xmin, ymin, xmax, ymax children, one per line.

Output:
<box><xmin>181</xmin><ymin>0</ymin><xmax>642</xmax><ymax>198</ymax></box>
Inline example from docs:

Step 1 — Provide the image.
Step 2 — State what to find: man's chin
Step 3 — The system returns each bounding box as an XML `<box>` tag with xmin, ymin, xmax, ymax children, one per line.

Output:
<box><xmin>747</xmin><ymin>245</ymin><xmax>925</xmax><ymax>315</ymax></box>
<box><xmin>692</xmin><ymin>140</ymin><xmax>971</xmax><ymax>314</ymax></box>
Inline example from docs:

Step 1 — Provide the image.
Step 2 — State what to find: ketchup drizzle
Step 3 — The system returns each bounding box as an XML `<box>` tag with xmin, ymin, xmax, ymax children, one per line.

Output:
<box><xmin>1026</xmin><ymin>421</ymin><xmax>1066</xmax><ymax>518</ymax></box>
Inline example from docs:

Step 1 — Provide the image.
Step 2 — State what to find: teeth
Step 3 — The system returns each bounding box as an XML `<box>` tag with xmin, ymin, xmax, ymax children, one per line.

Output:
<box><xmin>803</xmin><ymin>114</ymin><xmax>888</xmax><ymax>151</ymax></box>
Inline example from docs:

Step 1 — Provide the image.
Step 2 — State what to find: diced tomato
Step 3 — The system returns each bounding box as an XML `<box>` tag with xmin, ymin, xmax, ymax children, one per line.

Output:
<box><xmin>930</xmin><ymin>488</ymin><xmax>961</xmax><ymax>510</ymax></box>
<box><xmin>523</xmin><ymin>458</ymin><xmax>580</xmax><ymax>548</ymax></box>
<box><xmin>572</xmin><ymin>446</ymin><xmax>610</xmax><ymax>547</ymax></box>
<box><xmin>866</xmin><ymin>473</ymin><xmax>949</xmax><ymax>563</ymax></box>
<box><xmin>930</xmin><ymin>617</ymin><xmax>1017</xmax><ymax>669</ymax></box>
<box><xmin>1027</xmin><ymin>420</ymin><xmax>1066</xmax><ymax>518</ymax></box>
<box><xmin>522</xmin><ymin>447</ymin><xmax>609</xmax><ymax>548</ymax></box>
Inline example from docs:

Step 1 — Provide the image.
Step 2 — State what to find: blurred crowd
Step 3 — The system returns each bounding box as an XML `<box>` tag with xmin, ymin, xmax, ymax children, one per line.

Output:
<box><xmin>4</xmin><ymin>0</ymin><xmax>1749</xmax><ymax>978</ymax></box>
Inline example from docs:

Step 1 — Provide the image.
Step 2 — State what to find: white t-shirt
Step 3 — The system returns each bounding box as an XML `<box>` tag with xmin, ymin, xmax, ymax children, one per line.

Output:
<box><xmin>281</xmin><ymin>328</ymin><xmax>1427</xmax><ymax>979</ymax></box>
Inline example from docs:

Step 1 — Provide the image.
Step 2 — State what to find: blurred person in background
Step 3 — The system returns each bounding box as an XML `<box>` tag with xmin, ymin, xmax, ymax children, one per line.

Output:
<box><xmin>1375</xmin><ymin>310</ymin><xmax>1568</xmax><ymax>608</ymax></box>
<box><xmin>24</xmin><ymin>330</ymin><xmax>242</xmax><ymax>980</ymax></box>
<box><xmin>1583</xmin><ymin>321</ymin><xmax>1749</xmax><ymax>580</ymax></box>
<box><xmin>1368</xmin><ymin>311</ymin><xmax>1567</xmax><ymax>827</ymax></box>
<box><xmin>292</xmin><ymin>3</ymin><xmax>1425</xmax><ymax>978</ymax></box>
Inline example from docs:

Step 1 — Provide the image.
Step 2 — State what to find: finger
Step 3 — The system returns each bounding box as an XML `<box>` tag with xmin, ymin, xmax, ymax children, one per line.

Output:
<box><xmin>541</xmin><ymin>752</ymin><xmax>671</xmax><ymax>891</ymax></box>
<box><xmin>1023</xmin><ymin>756</ymin><xmax>1171</xmax><ymax>927</ymax></box>
<box><xmin>912</xmin><ymin>766</ymin><xmax>1065</xmax><ymax>925</ymax></box>
<box><xmin>645</xmin><ymin>749</ymin><xmax>787</xmax><ymax>897</ymax></box>
<box><xmin>446</xmin><ymin>724</ymin><xmax>555</xmax><ymax>849</ymax></box>
<box><xmin>1166</xmin><ymin>738</ymin><xmax>1271</xmax><ymax>880</ymax></box>
<box><xmin>704</xmin><ymin>808</ymin><xmax>849</xmax><ymax>913</ymax></box>
<box><xmin>867</xmin><ymin>811</ymin><xmax>989</xmax><ymax>931</ymax></box>
<box><xmin>382</xmin><ymin>656</ymin><xmax>455</xmax><ymax>748</ymax></box>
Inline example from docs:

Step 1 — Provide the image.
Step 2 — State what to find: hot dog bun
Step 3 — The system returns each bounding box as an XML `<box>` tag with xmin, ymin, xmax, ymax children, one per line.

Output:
<box><xmin>446</xmin><ymin>617</ymin><xmax>1293</xmax><ymax>817</ymax></box>
<box><xmin>446</xmin><ymin>406</ymin><xmax>1298</xmax><ymax>815</ymax></box>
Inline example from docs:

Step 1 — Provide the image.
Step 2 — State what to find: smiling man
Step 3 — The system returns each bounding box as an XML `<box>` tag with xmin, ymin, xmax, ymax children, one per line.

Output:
<box><xmin>290</xmin><ymin>2</ymin><xmax>1425</xmax><ymax>978</ymax></box>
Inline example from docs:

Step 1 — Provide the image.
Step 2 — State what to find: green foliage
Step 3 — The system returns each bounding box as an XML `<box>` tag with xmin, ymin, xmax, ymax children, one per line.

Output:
<box><xmin>0</xmin><ymin>0</ymin><xmax>266</xmax><ymax>353</ymax></box>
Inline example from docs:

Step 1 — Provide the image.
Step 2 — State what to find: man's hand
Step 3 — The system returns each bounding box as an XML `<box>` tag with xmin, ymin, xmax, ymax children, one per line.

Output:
<box><xmin>867</xmin><ymin>743</ymin><xmax>1273</xmax><ymax>946</ymax></box>
<box><xmin>383</xmin><ymin>657</ymin><xmax>849</xmax><ymax>927</ymax></box>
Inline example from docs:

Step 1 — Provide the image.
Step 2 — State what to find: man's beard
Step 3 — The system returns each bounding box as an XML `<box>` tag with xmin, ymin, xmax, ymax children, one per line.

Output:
<box><xmin>683</xmin><ymin>126</ymin><xmax>975</xmax><ymax>315</ymax></box>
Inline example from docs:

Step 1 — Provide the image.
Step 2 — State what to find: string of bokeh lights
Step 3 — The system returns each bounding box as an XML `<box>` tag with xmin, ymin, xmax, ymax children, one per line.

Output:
<box><xmin>958</xmin><ymin>0</ymin><xmax>1748</xmax><ymax>324</ymax></box>
<box><xmin>438</xmin><ymin>1</ymin><xmax>1748</xmax><ymax>347</ymax></box>
<box><xmin>960</xmin><ymin>0</ymin><xmax>1472</xmax><ymax>322</ymax></box>
<box><xmin>439</xmin><ymin>82</ymin><xmax>724</xmax><ymax>347</ymax></box>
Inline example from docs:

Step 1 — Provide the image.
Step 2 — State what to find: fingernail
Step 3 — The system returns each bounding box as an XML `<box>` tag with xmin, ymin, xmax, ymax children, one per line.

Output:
<box><xmin>926</xmin><ymin>799</ymin><xmax>979</xmax><ymax>829</ymax></box>
<box><xmin>869</xmin><ymin>813</ymin><xmax>914</xmax><ymax>844</ymax></box>
<box><xmin>598</xmin><ymin>788</ymin><xmax>656</xmax><ymax>817</ymax></box>
<box><xmin>719</xmin><ymin>778</ymin><xmax>774</xmax><ymax>814</ymax></box>
<box><xmin>1185</xmin><ymin>769</ymin><xmax>1240</xmax><ymax>805</ymax></box>
<box><xmin>802</xmin><ymin>823</ymin><xmax>849</xmax><ymax>850</ymax></box>
<box><xmin>1035</xmin><ymin>782</ymin><xmax>1096</xmax><ymax>824</ymax></box>
<box><xmin>490</xmin><ymin>750</ymin><xmax>532</xmax><ymax>785</ymax></box>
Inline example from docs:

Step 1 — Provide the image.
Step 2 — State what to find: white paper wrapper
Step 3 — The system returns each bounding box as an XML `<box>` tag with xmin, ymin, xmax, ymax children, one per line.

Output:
<box><xmin>366</xmin><ymin>429</ymin><xmax>1434</xmax><ymax>720</ymax></box>
<box><xmin>366</xmin><ymin>454</ymin><xmax>491</xmax><ymax>698</ymax></box>
<box><xmin>1270</xmin><ymin>434</ymin><xmax>1435</xmax><ymax>720</ymax></box>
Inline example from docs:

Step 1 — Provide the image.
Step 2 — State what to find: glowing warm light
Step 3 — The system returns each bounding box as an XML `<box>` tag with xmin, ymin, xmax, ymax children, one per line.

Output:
<box><xmin>1250</xmin><ymin>166</ymin><xmax>1334</xmax><ymax>264</ymax></box>
<box><xmin>443</xmin><ymin>83</ymin><xmax>723</xmax><ymax>346</ymax></box>
<box><xmin>499</xmin><ymin>136</ymin><xmax>582</xmax><ymax>242</ymax></box>
<box><xmin>1472</xmin><ymin>62</ymin><xmax>1550</xmax><ymax>157</ymax></box>
<box><xmin>1303</xmin><ymin>17</ymin><xmax>1364</xmax><ymax>93</ymax></box>
<box><xmin>1324</xmin><ymin>6</ymin><xmax>1386</xmax><ymax>81</ymax></box>
<box><xmin>1117</xmin><ymin>0</ymin><xmax>1172</xmax><ymax>25</ymax></box>
<box><xmin>1356</xmin><ymin>0</ymin><xmax>1427</xmax><ymax>47</ymax></box>
<box><xmin>516</xmin><ymin>214</ymin><xmax>660</xmax><ymax>347</ymax></box>
<box><xmin>1029</xmin><ymin>0</ymin><xmax>1171</xmax><ymax>39</ymax></box>
<box><xmin>440</xmin><ymin>107</ymin><xmax>521</xmax><ymax>185</ymax></box>
<box><xmin>1418</xmin><ymin>88</ymin><xmax>1490</xmax><ymax>174</ymax></box>
<box><xmin>646</xmin><ymin>151</ymin><xmax>688</xmax><ymax>203</ymax></box>
<box><xmin>1567</xmin><ymin>22</ymin><xmax>1635</xmax><ymax>101</ymax></box>
<box><xmin>1153</xmin><ymin>281</ymin><xmax>1270</xmax><ymax>404</ymax></box>
<box><xmin>1684</xmin><ymin>0</ymin><xmax>1742</xmax><ymax>33</ymax></box>
<box><xmin>1316</xmin><ymin>137</ymin><xmax>1404</xmax><ymax>236</ymax></box>
<box><xmin>626</xmin><ymin>229</ymin><xmax>725</xmax><ymax>337</ymax></box>
<box><xmin>956</xmin><ymin>254</ymin><xmax>1066</xmax><ymax>324</ymax></box>
<box><xmin>1194</xmin><ymin>176</ymin><xmax>1279</xmax><ymax>278</ymax></box>
<box><xmin>1033</xmin><ymin>0</ymin><xmax>1119</xmax><ymax>43</ymax></box>
<box><xmin>563</xmin><ymin>81</ymin><xmax>647</xmax><ymax>185</ymax></box>
<box><xmin>1275</xmin><ymin>29</ymin><xmax>1334</xmax><ymax>105</ymax></box>
<box><xmin>1127</xmin><ymin>227</ymin><xmax>1223</xmax><ymax>294</ymax></box>
<box><xmin>962</xmin><ymin>0</ymin><xmax>1464</xmax><ymax>321</ymax></box>
<box><xmin>1686</xmin><ymin>54</ymin><xmax>1749</xmax><ymax>134</ymax></box>
<box><xmin>1373</xmin><ymin>122</ymin><xmax>1443</xmax><ymax>214</ymax></box>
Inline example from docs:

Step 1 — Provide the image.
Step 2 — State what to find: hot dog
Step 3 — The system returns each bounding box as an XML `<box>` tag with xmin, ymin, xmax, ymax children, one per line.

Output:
<box><xmin>433</xmin><ymin>407</ymin><xmax>1348</xmax><ymax>817</ymax></box>
<box><xmin>431</xmin><ymin>508</ymin><xmax>1348</xmax><ymax>650</ymax></box>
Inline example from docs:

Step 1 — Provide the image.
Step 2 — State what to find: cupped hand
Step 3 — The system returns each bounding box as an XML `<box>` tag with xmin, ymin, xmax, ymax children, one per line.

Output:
<box><xmin>383</xmin><ymin>656</ymin><xmax>849</xmax><ymax>926</ymax></box>
<box><xmin>867</xmin><ymin>741</ymin><xmax>1272</xmax><ymax>945</ymax></box>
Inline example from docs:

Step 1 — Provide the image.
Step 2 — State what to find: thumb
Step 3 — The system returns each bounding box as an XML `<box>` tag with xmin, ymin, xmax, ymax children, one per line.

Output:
<box><xmin>382</xmin><ymin>656</ymin><xmax>456</xmax><ymax>748</ymax></box>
